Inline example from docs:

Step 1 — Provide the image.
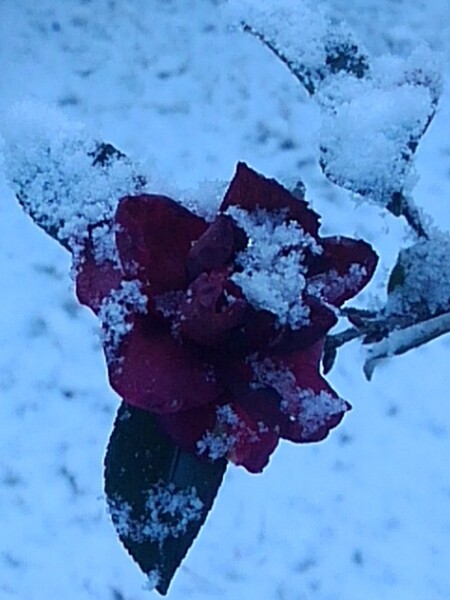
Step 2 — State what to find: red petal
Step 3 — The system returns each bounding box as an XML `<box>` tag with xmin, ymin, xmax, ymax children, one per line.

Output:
<box><xmin>223</xmin><ymin>343</ymin><xmax>349</xmax><ymax>445</ymax></box>
<box><xmin>271</xmin><ymin>349</ymin><xmax>351</xmax><ymax>442</ymax></box>
<box><xmin>226</xmin><ymin>404</ymin><xmax>279</xmax><ymax>473</ymax></box>
<box><xmin>180</xmin><ymin>270</ymin><xmax>248</xmax><ymax>347</ymax></box>
<box><xmin>307</xmin><ymin>237</ymin><xmax>378</xmax><ymax>306</ymax></box>
<box><xmin>220</xmin><ymin>162</ymin><xmax>320</xmax><ymax>235</ymax></box>
<box><xmin>186</xmin><ymin>215</ymin><xmax>236</xmax><ymax>281</ymax></box>
<box><xmin>156</xmin><ymin>400</ymin><xmax>279</xmax><ymax>473</ymax></box>
<box><xmin>274</xmin><ymin>298</ymin><xmax>337</xmax><ymax>353</ymax></box>
<box><xmin>75</xmin><ymin>237</ymin><xmax>123</xmax><ymax>313</ymax></box>
<box><xmin>116</xmin><ymin>194</ymin><xmax>207</xmax><ymax>294</ymax></box>
<box><xmin>155</xmin><ymin>402</ymin><xmax>217</xmax><ymax>454</ymax></box>
<box><xmin>106</xmin><ymin>315</ymin><xmax>223</xmax><ymax>414</ymax></box>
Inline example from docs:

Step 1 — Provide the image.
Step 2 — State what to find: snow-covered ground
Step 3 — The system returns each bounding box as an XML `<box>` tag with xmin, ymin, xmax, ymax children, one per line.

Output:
<box><xmin>1</xmin><ymin>1</ymin><xmax>450</xmax><ymax>599</ymax></box>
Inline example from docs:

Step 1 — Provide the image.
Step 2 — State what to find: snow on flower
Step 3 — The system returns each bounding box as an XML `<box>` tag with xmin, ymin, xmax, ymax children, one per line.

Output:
<box><xmin>74</xmin><ymin>162</ymin><xmax>378</xmax><ymax>472</ymax></box>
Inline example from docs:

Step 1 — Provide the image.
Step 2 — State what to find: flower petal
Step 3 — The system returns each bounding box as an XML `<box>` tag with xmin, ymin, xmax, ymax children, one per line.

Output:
<box><xmin>225</xmin><ymin>404</ymin><xmax>279</xmax><ymax>473</ymax></box>
<box><xmin>75</xmin><ymin>235</ymin><xmax>123</xmax><ymax>313</ymax></box>
<box><xmin>106</xmin><ymin>315</ymin><xmax>223</xmax><ymax>414</ymax></box>
<box><xmin>115</xmin><ymin>194</ymin><xmax>207</xmax><ymax>294</ymax></box>
<box><xmin>307</xmin><ymin>236</ymin><xmax>378</xmax><ymax>306</ymax></box>
<box><xmin>220</xmin><ymin>162</ymin><xmax>320</xmax><ymax>235</ymax></box>
<box><xmin>180</xmin><ymin>270</ymin><xmax>248</xmax><ymax>347</ymax></box>
<box><xmin>224</xmin><ymin>343</ymin><xmax>349</xmax><ymax>445</ymax></box>
<box><xmin>186</xmin><ymin>215</ymin><xmax>236</xmax><ymax>281</ymax></box>
<box><xmin>155</xmin><ymin>402</ymin><xmax>217</xmax><ymax>454</ymax></box>
<box><xmin>274</xmin><ymin>297</ymin><xmax>338</xmax><ymax>353</ymax></box>
<box><xmin>157</xmin><ymin>400</ymin><xmax>279</xmax><ymax>473</ymax></box>
<box><xmin>271</xmin><ymin>349</ymin><xmax>351</xmax><ymax>442</ymax></box>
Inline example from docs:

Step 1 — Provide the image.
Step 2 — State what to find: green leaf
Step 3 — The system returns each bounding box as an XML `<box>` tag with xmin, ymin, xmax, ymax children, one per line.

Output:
<box><xmin>104</xmin><ymin>402</ymin><xmax>227</xmax><ymax>595</ymax></box>
<box><xmin>387</xmin><ymin>261</ymin><xmax>405</xmax><ymax>294</ymax></box>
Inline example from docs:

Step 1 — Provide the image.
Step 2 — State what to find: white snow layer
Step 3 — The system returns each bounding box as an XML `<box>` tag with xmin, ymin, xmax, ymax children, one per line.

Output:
<box><xmin>0</xmin><ymin>100</ymin><xmax>143</xmax><ymax>248</ymax></box>
<box><xmin>227</xmin><ymin>206</ymin><xmax>321</xmax><ymax>328</ymax></box>
<box><xmin>226</xmin><ymin>0</ymin><xmax>441</xmax><ymax>205</ymax></box>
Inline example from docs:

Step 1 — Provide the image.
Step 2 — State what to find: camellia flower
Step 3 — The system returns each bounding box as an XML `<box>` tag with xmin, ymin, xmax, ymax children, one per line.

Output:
<box><xmin>75</xmin><ymin>162</ymin><xmax>378</xmax><ymax>473</ymax></box>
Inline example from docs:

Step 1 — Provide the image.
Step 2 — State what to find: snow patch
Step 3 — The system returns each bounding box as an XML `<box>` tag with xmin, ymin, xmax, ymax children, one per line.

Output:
<box><xmin>109</xmin><ymin>483</ymin><xmax>204</xmax><ymax>547</ymax></box>
<box><xmin>226</xmin><ymin>207</ymin><xmax>321</xmax><ymax>329</ymax></box>
<box><xmin>387</xmin><ymin>232</ymin><xmax>450</xmax><ymax>317</ymax></box>
<box><xmin>99</xmin><ymin>280</ymin><xmax>148</xmax><ymax>360</ymax></box>
<box><xmin>1</xmin><ymin>100</ymin><xmax>143</xmax><ymax>247</ymax></box>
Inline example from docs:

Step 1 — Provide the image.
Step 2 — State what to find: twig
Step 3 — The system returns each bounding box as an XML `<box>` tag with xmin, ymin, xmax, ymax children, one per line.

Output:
<box><xmin>364</xmin><ymin>312</ymin><xmax>450</xmax><ymax>380</ymax></box>
<box><xmin>323</xmin><ymin>309</ymin><xmax>450</xmax><ymax>377</ymax></box>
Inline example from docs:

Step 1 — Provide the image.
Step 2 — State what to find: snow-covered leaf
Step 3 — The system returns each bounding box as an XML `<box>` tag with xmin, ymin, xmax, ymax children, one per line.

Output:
<box><xmin>104</xmin><ymin>402</ymin><xmax>227</xmax><ymax>595</ymax></box>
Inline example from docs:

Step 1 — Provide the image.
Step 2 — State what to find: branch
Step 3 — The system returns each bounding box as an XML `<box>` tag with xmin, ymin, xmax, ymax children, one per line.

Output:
<box><xmin>363</xmin><ymin>312</ymin><xmax>450</xmax><ymax>380</ymax></box>
<box><xmin>323</xmin><ymin>309</ymin><xmax>450</xmax><ymax>378</ymax></box>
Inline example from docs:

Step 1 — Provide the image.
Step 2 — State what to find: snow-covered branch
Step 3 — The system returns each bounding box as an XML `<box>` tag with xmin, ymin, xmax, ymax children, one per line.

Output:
<box><xmin>364</xmin><ymin>312</ymin><xmax>450</xmax><ymax>380</ymax></box>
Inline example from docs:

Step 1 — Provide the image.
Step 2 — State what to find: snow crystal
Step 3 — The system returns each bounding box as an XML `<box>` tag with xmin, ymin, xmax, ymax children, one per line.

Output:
<box><xmin>99</xmin><ymin>280</ymin><xmax>147</xmax><ymax>360</ymax></box>
<box><xmin>197</xmin><ymin>404</ymin><xmax>239</xmax><ymax>461</ymax></box>
<box><xmin>226</xmin><ymin>207</ymin><xmax>321</xmax><ymax>329</ymax></box>
<box><xmin>109</xmin><ymin>498</ymin><xmax>134</xmax><ymax>539</ymax></box>
<box><xmin>142</xmin><ymin>483</ymin><xmax>204</xmax><ymax>544</ymax></box>
<box><xmin>387</xmin><ymin>232</ymin><xmax>450</xmax><ymax>317</ymax></box>
<box><xmin>0</xmin><ymin>100</ymin><xmax>144</xmax><ymax>249</ymax></box>
<box><xmin>109</xmin><ymin>484</ymin><xmax>204</xmax><ymax>548</ymax></box>
<box><xmin>197</xmin><ymin>430</ymin><xmax>235</xmax><ymax>461</ymax></box>
<box><xmin>178</xmin><ymin>179</ymin><xmax>229</xmax><ymax>222</ymax></box>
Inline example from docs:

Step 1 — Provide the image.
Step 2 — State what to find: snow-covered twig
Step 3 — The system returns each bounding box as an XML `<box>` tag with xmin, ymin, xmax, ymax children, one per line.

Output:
<box><xmin>363</xmin><ymin>312</ymin><xmax>450</xmax><ymax>380</ymax></box>
<box><xmin>323</xmin><ymin>309</ymin><xmax>450</xmax><ymax>378</ymax></box>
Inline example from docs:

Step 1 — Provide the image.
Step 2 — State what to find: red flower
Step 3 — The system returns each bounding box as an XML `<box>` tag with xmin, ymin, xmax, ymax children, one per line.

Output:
<box><xmin>75</xmin><ymin>163</ymin><xmax>377</xmax><ymax>473</ymax></box>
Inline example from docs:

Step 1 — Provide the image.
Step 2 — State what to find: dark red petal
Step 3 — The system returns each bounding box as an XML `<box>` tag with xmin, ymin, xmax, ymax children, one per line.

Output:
<box><xmin>307</xmin><ymin>237</ymin><xmax>378</xmax><ymax>306</ymax></box>
<box><xmin>156</xmin><ymin>400</ymin><xmax>278</xmax><ymax>473</ymax></box>
<box><xmin>220</xmin><ymin>162</ymin><xmax>320</xmax><ymax>235</ymax></box>
<box><xmin>106</xmin><ymin>315</ymin><xmax>223</xmax><ymax>414</ymax></box>
<box><xmin>180</xmin><ymin>270</ymin><xmax>248</xmax><ymax>347</ymax></box>
<box><xmin>226</xmin><ymin>403</ymin><xmax>279</xmax><ymax>473</ymax></box>
<box><xmin>228</xmin><ymin>403</ymin><xmax>279</xmax><ymax>473</ymax></box>
<box><xmin>74</xmin><ymin>236</ymin><xmax>123</xmax><ymax>313</ymax></box>
<box><xmin>274</xmin><ymin>298</ymin><xmax>337</xmax><ymax>354</ymax></box>
<box><xmin>115</xmin><ymin>194</ymin><xmax>207</xmax><ymax>294</ymax></box>
<box><xmin>186</xmin><ymin>215</ymin><xmax>236</xmax><ymax>281</ymax></box>
<box><xmin>223</xmin><ymin>343</ymin><xmax>349</xmax><ymax>445</ymax></box>
<box><xmin>273</xmin><ymin>350</ymin><xmax>351</xmax><ymax>442</ymax></box>
<box><xmin>155</xmin><ymin>402</ymin><xmax>217</xmax><ymax>454</ymax></box>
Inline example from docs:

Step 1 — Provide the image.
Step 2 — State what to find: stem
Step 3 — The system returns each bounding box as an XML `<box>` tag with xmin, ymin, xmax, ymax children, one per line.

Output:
<box><xmin>386</xmin><ymin>194</ymin><xmax>429</xmax><ymax>240</ymax></box>
<box><xmin>323</xmin><ymin>309</ymin><xmax>450</xmax><ymax>378</ymax></box>
<box><xmin>364</xmin><ymin>312</ymin><xmax>450</xmax><ymax>380</ymax></box>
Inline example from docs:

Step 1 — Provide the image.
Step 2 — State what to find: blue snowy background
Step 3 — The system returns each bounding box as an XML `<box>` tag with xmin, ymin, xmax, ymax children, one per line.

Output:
<box><xmin>1</xmin><ymin>1</ymin><xmax>450</xmax><ymax>599</ymax></box>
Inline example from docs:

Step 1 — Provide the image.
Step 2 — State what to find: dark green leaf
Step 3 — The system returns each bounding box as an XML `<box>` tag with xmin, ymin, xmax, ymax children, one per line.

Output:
<box><xmin>104</xmin><ymin>402</ymin><xmax>227</xmax><ymax>595</ymax></box>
